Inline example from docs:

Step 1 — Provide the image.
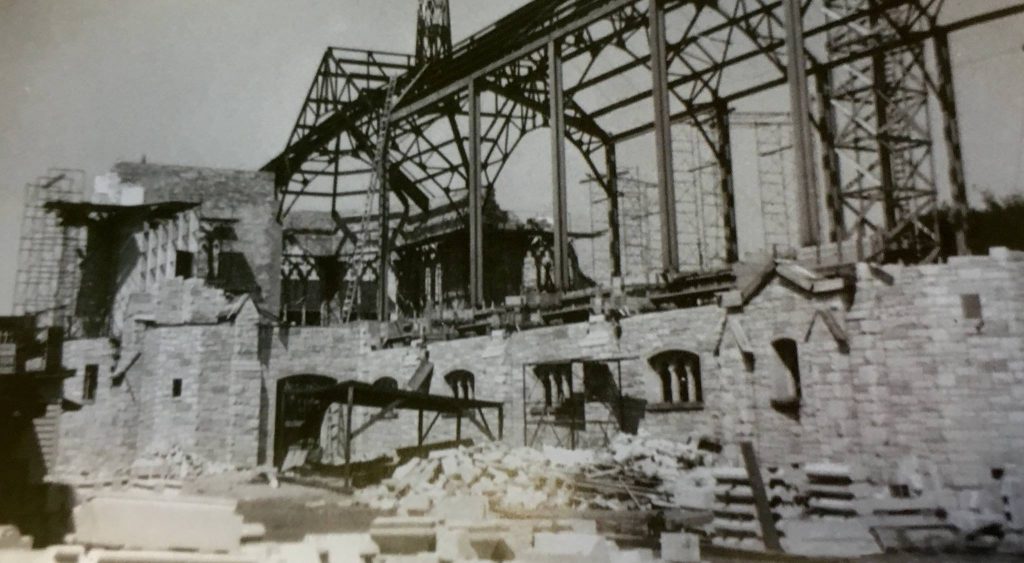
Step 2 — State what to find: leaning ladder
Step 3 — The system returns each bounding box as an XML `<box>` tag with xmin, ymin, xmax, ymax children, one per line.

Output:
<box><xmin>339</xmin><ymin>77</ymin><xmax>400</xmax><ymax>323</ymax></box>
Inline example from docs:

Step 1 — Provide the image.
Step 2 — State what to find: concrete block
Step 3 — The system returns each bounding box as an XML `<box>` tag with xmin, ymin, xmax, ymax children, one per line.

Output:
<box><xmin>72</xmin><ymin>494</ymin><xmax>244</xmax><ymax>553</ymax></box>
<box><xmin>660</xmin><ymin>532</ymin><xmax>700</xmax><ymax>562</ymax></box>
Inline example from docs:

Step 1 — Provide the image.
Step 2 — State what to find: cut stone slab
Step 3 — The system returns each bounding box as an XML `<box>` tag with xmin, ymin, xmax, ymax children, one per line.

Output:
<box><xmin>83</xmin><ymin>548</ymin><xmax>260</xmax><ymax>562</ymax></box>
<box><xmin>556</xmin><ymin>519</ymin><xmax>597</xmax><ymax>534</ymax></box>
<box><xmin>436</xmin><ymin>528</ymin><xmax>476</xmax><ymax>562</ymax></box>
<box><xmin>399</xmin><ymin>494</ymin><xmax>433</xmax><ymax>516</ymax></box>
<box><xmin>531</xmin><ymin>532</ymin><xmax>611</xmax><ymax>563</ymax></box>
<box><xmin>304</xmin><ymin>533</ymin><xmax>379</xmax><ymax>563</ymax></box>
<box><xmin>72</xmin><ymin>494</ymin><xmax>244</xmax><ymax>553</ymax></box>
<box><xmin>660</xmin><ymin>532</ymin><xmax>700</xmax><ymax>563</ymax></box>
<box><xmin>611</xmin><ymin>548</ymin><xmax>656</xmax><ymax>563</ymax></box>
<box><xmin>779</xmin><ymin>519</ymin><xmax>882</xmax><ymax>557</ymax></box>
<box><xmin>433</xmin><ymin>495</ymin><xmax>488</xmax><ymax>522</ymax></box>
<box><xmin>370</xmin><ymin>517</ymin><xmax>437</xmax><ymax>555</ymax></box>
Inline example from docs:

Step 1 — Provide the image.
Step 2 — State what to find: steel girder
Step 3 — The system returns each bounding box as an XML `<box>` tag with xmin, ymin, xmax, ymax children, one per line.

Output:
<box><xmin>265</xmin><ymin>0</ymin><xmax>1024</xmax><ymax>266</ymax></box>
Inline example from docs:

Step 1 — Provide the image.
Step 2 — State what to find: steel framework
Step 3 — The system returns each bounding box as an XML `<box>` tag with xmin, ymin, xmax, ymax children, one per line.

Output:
<box><xmin>265</xmin><ymin>0</ymin><xmax>1023</xmax><ymax>310</ymax></box>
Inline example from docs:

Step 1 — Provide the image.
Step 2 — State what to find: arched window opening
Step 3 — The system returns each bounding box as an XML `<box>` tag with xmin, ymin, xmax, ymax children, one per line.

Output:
<box><xmin>444</xmin><ymin>370</ymin><xmax>475</xmax><ymax>400</ymax></box>
<box><xmin>647</xmin><ymin>350</ymin><xmax>702</xmax><ymax>408</ymax></box>
<box><xmin>771</xmin><ymin>338</ymin><xmax>801</xmax><ymax>410</ymax></box>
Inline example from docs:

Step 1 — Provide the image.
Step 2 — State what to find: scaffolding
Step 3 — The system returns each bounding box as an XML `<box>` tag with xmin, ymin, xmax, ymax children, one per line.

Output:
<box><xmin>12</xmin><ymin>170</ymin><xmax>85</xmax><ymax>329</ymax></box>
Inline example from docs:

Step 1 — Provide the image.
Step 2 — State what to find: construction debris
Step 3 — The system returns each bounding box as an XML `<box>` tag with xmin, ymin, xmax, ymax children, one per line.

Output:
<box><xmin>354</xmin><ymin>433</ymin><xmax>717</xmax><ymax>515</ymax></box>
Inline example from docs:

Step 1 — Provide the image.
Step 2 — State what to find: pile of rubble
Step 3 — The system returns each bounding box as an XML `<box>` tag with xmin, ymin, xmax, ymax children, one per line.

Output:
<box><xmin>355</xmin><ymin>432</ymin><xmax>717</xmax><ymax>514</ymax></box>
<box><xmin>130</xmin><ymin>446</ymin><xmax>237</xmax><ymax>482</ymax></box>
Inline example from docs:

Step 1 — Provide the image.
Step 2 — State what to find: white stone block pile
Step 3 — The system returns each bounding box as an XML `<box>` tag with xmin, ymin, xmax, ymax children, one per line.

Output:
<box><xmin>354</xmin><ymin>432</ymin><xmax>717</xmax><ymax>514</ymax></box>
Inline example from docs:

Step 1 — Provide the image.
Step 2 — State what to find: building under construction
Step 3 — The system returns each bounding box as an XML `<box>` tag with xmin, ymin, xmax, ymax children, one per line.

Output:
<box><xmin>5</xmin><ymin>0</ymin><xmax>1024</xmax><ymax>555</ymax></box>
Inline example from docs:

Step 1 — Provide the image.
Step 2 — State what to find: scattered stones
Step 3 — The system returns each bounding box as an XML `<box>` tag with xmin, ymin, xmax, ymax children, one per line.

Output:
<box><xmin>356</xmin><ymin>432</ymin><xmax>717</xmax><ymax>516</ymax></box>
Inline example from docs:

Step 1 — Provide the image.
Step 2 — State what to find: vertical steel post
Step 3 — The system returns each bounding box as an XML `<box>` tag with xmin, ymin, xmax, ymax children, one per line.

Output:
<box><xmin>417</xmin><ymin>409</ymin><xmax>424</xmax><ymax>446</ymax></box>
<box><xmin>715</xmin><ymin>102</ymin><xmax>739</xmax><ymax>263</ymax></box>
<box><xmin>649</xmin><ymin>0</ymin><xmax>679</xmax><ymax>272</ymax></box>
<box><xmin>934</xmin><ymin>31</ymin><xmax>969</xmax><ymax>256</ymax></box>
<box><xmin>869</xmin><ymin>23</ymin><xmax>898</xmax><ymax>233</ymax></box>
<box><xmin>783</xmin><ymin>0</ymin><xmax>821</xmax><ymax>247</ymax></box>
<box><xmin>378</xmin><ymin>166</ymin><xmax>391</xmax><ymax>321</ymax></box>
<box><xmin>605</xmin><ymin>143</ymin><xmax>622</xmax><ymax>278</ymax></box>
<box><xmin>522</xmin><ymin>365</ymin><xmax>528</xmax><ymax>447</ymax></box>
<box><xmin>815</xmin><ymin>71</ymin><xmax>847</xmax><ymax>246</ymax></box>
<box><xmin>468</xmin><ymin>81</ymin><xmax>485</xmax><ymax>304</ymax></box>
<box><xmin>548</xmin><ymin>40</ymin><xmax>571</xmax><ymax>290</ymax></box>
<box><xmin>344</xmin><ymin>385</ymin><xmax>354</xmax><ymax>488</ymax></box>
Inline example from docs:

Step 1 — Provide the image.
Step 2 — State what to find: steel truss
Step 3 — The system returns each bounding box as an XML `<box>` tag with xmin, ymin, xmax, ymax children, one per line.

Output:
<box><xmin>265</xmin><ymin>0</ymin><xmax>1023</xmax><ymax>308</ymax></box>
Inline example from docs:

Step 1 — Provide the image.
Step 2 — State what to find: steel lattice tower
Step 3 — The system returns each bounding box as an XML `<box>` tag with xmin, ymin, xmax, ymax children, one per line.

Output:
<box><xmin>416</xmin><ymin>0</ymin><xmax>452</xmax><ymax>65</ymax></box>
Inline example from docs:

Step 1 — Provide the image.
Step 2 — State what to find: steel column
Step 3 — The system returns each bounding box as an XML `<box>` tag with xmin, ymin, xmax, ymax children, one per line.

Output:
<box><xmin>814</xmin><ymin>71</ymin><xmax>846</xmax><ymax>245</ymax></box>
<box><xmin>548</xmin><ymin>40</ymin><xmax>571</xmax><ymax>290</ymax></box>
<box><xmin>468</xmin><ymin>80</ymin><xmax>485</xmax><ymax>305</ymax></box>
<box><xmin>869</xmin><ymin>6</ymin><xmax>898</xmax><ymax>233</ymax></box>
<box><xmin>648</xmin><ymin>0</ymin><xmax>679</xmax><ymax>272</ymax></box>
<box><xmin>715</xmin><ymin>102</ymin><xmax>739</xmax><ymax>263</ymax></box>
<box><xmin>344</xmin><ymin>386</ymin><xmax>354</xmax><ymax>488</ymax></box>
<box><xmin>934</xmin><ymin>31</ymin><xmax>969</xmax><ymax>256</ymax></box>
<box><xmin>605</xmin><ymin>143</ymin><xmax>623</xmax><ymax>278</ymax></box>
<box><xmin>378</xmin><ymin>141</ymin><xmax>392</xmax><ymax>322</ymax></box>
<box><xmin>783</xmin><ymin>0</ymin><xmax>821</xmax><ymax>247</ymax></box>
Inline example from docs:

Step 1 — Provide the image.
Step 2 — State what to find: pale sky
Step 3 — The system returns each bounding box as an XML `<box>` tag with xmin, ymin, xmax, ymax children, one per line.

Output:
<box><xmin>1</xmin><ymin>0</ymin><xmax>1022</xmax><ymax>314</ymax></box>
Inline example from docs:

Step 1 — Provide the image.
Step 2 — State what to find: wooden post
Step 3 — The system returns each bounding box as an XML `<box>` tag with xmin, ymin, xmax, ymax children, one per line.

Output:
<box><xmin>417</xmin><ymin>409</ymin><xmax>424</xmax><ymax>446</ymax></box>
<box><xmin>741</xmin><ymin>442</ymin><xmax>781</xmax><ymax>551</ymax></box>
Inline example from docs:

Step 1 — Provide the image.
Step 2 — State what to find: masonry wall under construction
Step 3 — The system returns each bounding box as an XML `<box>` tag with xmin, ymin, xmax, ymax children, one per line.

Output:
<box><xmin>52</xmin><ymin>248</ymin><xmax>1024</xmax><ymax>495</ymax></box>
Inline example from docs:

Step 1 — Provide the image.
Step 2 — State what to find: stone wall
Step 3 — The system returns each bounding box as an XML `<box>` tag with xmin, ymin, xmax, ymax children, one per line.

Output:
<box><xmin>55</xmin><ymin>249</ymin><xmax>1024</xmax><ymax>494</ymax></box>
<box><xmin>113</xmin><ymin>162</ymin><xmax>282</xmax><ymax>314</ymax></box>
<box><xmin>58</xmin><ymin>337</ymin><xmax>137</xmax><ymax>478</ymax></box>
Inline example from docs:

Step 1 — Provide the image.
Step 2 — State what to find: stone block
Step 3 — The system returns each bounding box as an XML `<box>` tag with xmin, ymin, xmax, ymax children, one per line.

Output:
<box><xmin>611</xmin><ymin>548</ymin><xmax>656</xmax><ymax>563</ymax></box>
<box><xmin>370</xmin><ymin>517</ymin><xmax>437</xmax><ymax>555</ymax></box>
<box><xmin>399</xmin><ymin>494</ymin><xmax>433</xmax><ymax>516</ymax></box>
<box><xmin>557</xmin><ymin>519</ymin><xmax>597</xmax><ymax>534</ymax></box>
<box><xmin>432</xmin><ymin>495</ymin><xmax>488</xmax><ymax>522</ymax></box>
<box><xmin>436</xmin><ymin>528</ymin><xmax>476</xmax><ymax>562</ymax></box>
<box><xmin>304</xmin><ymin>533</ymin><xmax>379</xmax><ymax>563</ymax></box>
<box><xmin>84</xmin><ymin>548</ymin><xmax>259</xmax><ymax>562</ymax></box>
<box><xmin>72</xmin><ymin>494</ymin><xmax>243</xmax><ymax>553</ymax></box>
<box><xmin>530</xmin><ymin>532</ymin><xmax>611</xmax><ymax>563</ymax></box>
<box><xmin>660</xmin><ymin>532</ymin><xmax>700</xmax><ymax>562</ymax></box>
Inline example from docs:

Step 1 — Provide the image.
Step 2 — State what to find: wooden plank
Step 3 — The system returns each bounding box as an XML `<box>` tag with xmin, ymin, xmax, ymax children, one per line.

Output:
<box><xmin>740</xmin><ymin>442</ymin><xmax>781</xmax><ymax>552</ymax></box>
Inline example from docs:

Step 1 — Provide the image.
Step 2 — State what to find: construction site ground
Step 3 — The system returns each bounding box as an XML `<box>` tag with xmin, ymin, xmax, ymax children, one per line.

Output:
<box><xmin>173</xmin><ymin>470</ymin><xmax>1020</xmax><ymax>563</ymax></box>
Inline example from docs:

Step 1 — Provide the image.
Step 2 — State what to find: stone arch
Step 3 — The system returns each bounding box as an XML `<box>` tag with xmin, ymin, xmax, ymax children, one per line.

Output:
<box><xmin>273</xmin><ymin>374</ymin><xmax>336</xmax><ymax>467</ymax></box>
<box><xmin>647</xmin><ymin>349</ymin><xmax>702</xmax><ymax>405</ymax></box>
<box><xmin>770</xmin><ymin>337</ymin><xmax>801</xmax><ymax>409</ymax></box>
